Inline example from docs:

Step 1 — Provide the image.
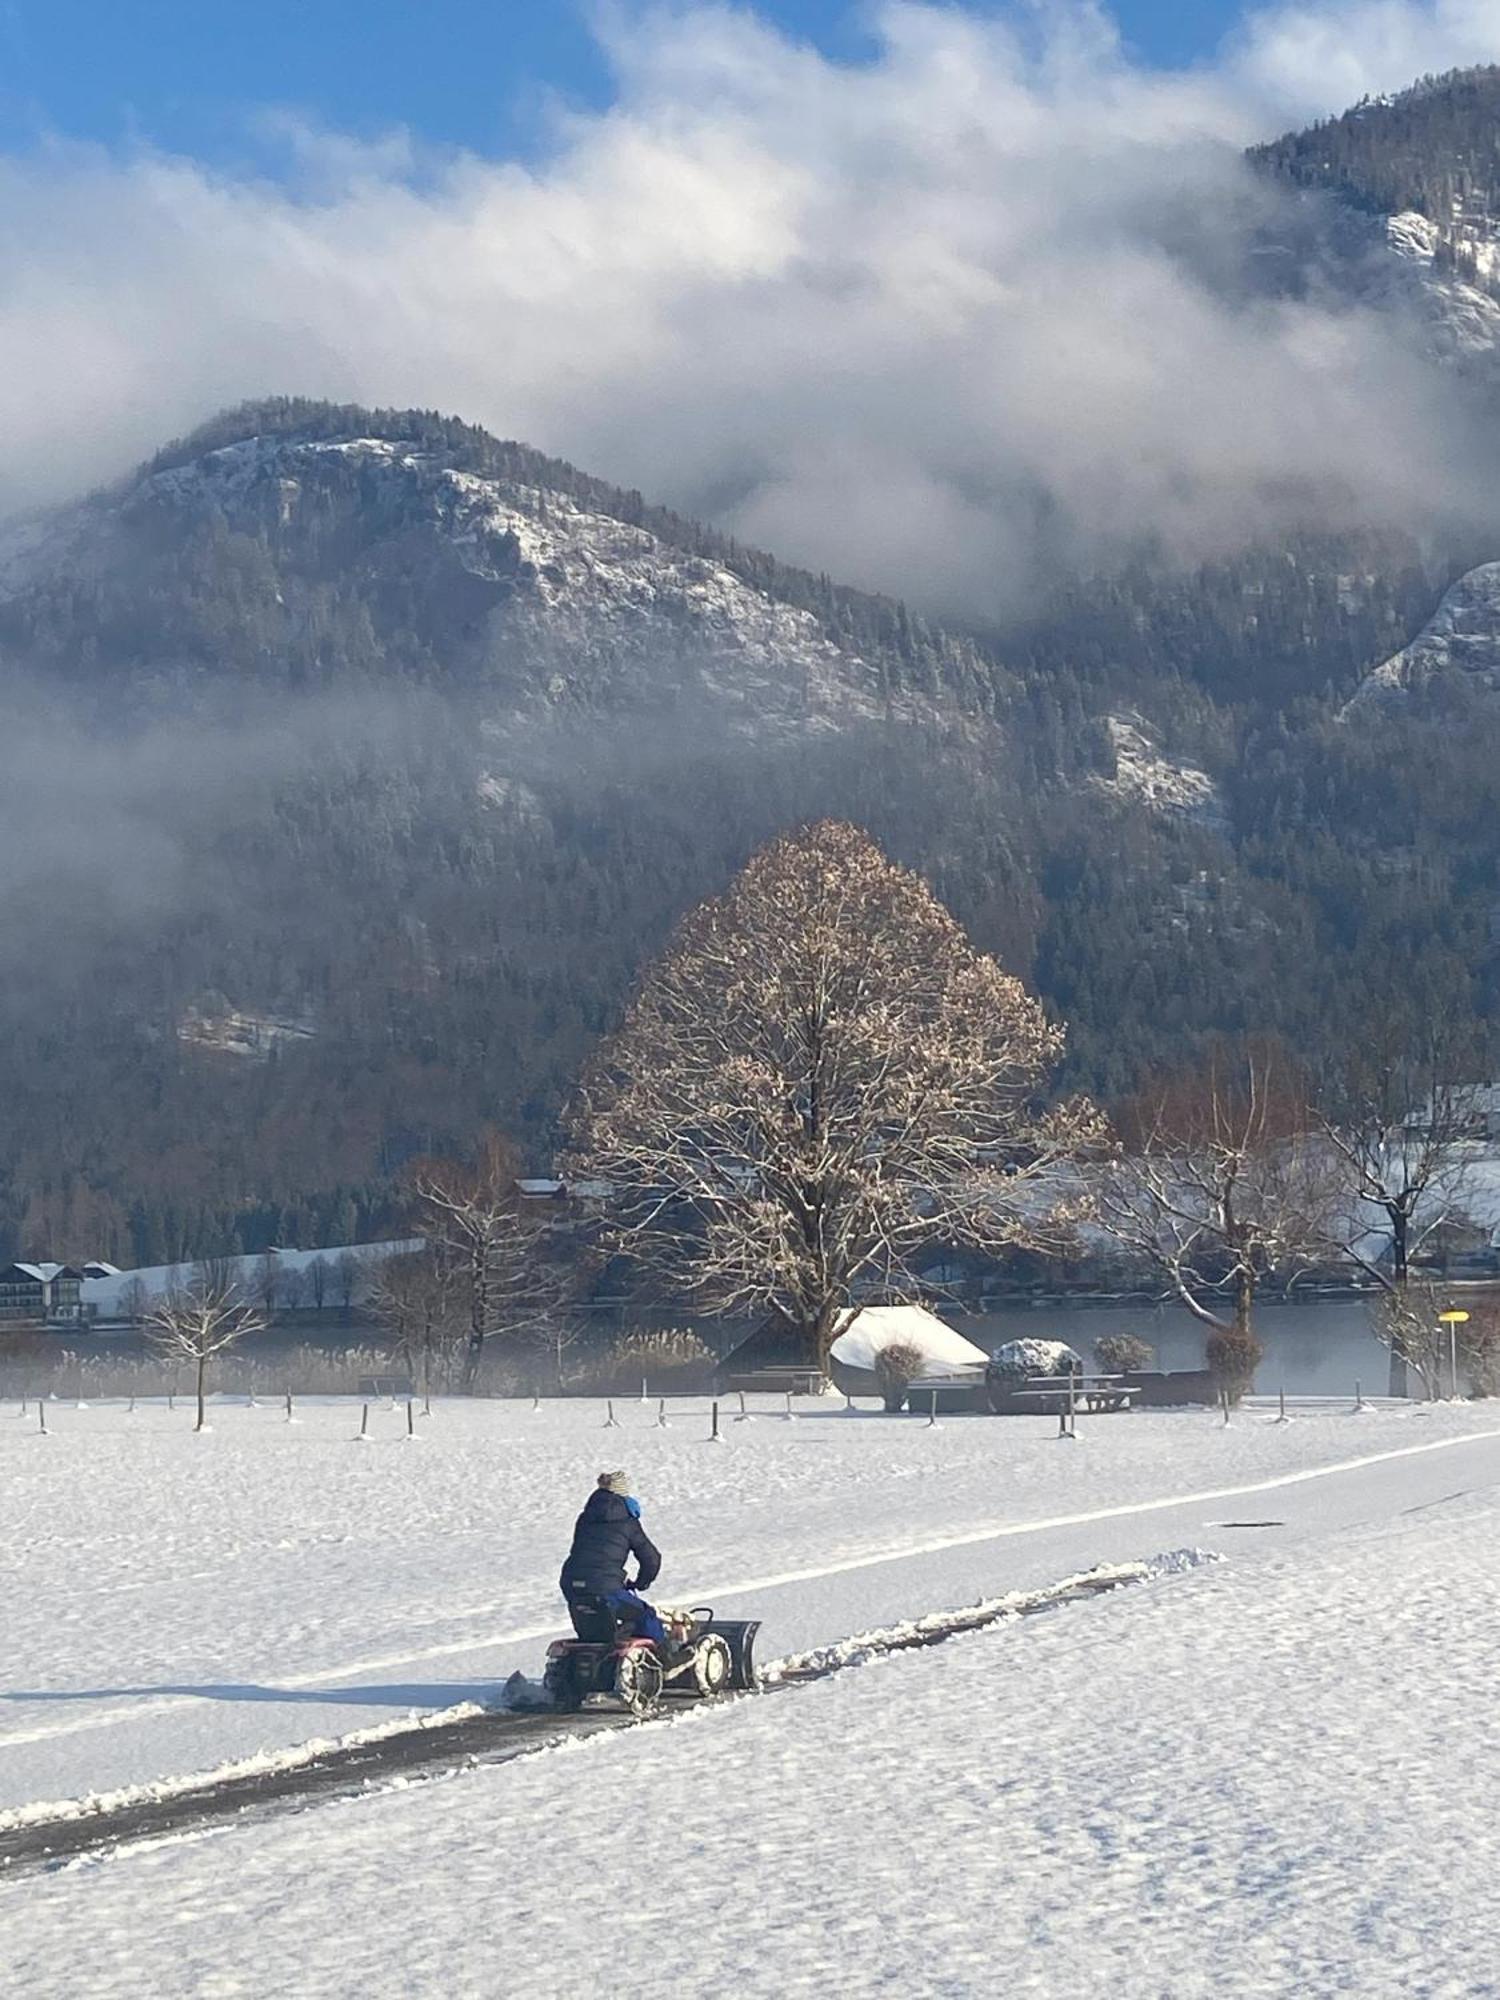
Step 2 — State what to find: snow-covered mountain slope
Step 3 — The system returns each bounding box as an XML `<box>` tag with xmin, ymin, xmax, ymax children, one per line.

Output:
<box><xmin>128</xmin><ymin>432</ymin><xmax>902</xmax><ymax>733</ymax></box>
<box><xmin>1347</xmin><ymin>560</ymin><xmax>1500</xmax><ymax>708</ymax></box>
<box><xmin>1381</xmin><ymin>209</ymin><xmax>1500</xmax><ymax>362</ymax></box>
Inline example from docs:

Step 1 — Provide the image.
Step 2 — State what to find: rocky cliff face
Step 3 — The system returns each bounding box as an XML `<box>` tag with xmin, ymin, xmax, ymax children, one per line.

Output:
<box><xmin>1349</xmin><ymin>561</ymin><xmax>1500</xmax><ymax>708</ymax></box>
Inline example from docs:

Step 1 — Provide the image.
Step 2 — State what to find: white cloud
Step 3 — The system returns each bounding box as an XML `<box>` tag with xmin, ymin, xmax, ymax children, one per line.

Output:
<box><xmin>1234</xmin><ymin>0</ymin><xmax>1500</xmax><ymax>125</ymax></box>
<box><xmin>0</xmin><ymin>1</ymin><xmax>1494</xmax><ymax>620</ymax></box>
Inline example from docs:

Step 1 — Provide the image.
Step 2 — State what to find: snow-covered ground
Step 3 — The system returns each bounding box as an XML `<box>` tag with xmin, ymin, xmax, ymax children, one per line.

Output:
<box><xmin>5</xmin><ymin>1393</ymin><xmax>1500</xmax><ymax>1994</ymax></box>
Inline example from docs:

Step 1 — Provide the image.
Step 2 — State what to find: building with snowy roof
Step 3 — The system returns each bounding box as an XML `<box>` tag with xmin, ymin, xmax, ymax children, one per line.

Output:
<box><xmin>0</xmin><ymin>1262</ymin><xmax>84</xmax><ymax>1325</ymax></box>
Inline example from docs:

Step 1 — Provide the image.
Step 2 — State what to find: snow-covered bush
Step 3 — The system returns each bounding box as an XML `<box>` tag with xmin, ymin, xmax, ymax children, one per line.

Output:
<box><xmin>874</xmin><ymin>1342</ymin><xmax>925</xmax><ymax>1412</ymax></box>
<box><xmin>1094</xmin><ymin>1333</ymin><xmax>1155</xmax><ymax>1376</ymax></box>
<box><xmin>987</xmin><ymin>1338</ymin><xmax>1083</xmax><ymax>1385</ymax></box>
<box><xmin>1205</xmin><ymin>1325</ymin><xmax>1263</xmax><ymax>1404</ymax></box>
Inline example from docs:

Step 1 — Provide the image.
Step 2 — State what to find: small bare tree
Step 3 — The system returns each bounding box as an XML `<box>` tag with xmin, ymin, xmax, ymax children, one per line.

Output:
<box><xmin>369</xmin><ymin>1245</ymin><xmax>465</xmax><ymax>1399</ymax></box>
<box><xmin>143</xmin><ymin>1282</ymin><xmax>265</xmax><ymax>1431</ymax></box>
<box><xmin>1313</xmin><ymin>988</ymin><xmax>1487</xmax><ymax>1392</ymax></box>
<box><xmin>570</xmin><ymin>821</ymin><xmax>1100</xmax><ymax>1372</ymax></box>
<box><xmin>307</xmin><ymin>1255</ymin><xmax>330</xmax><ymax>1312</ymax></box>
<box><xmin>1099</xmin><ymin>1042</ymin><xmax>1338</xmax><ymax>1388</ymax></box>
<box><xmin>410</xmin><ymin>1131</ymin><xmax>560</xmax><ymax>1386</ymax></box>
<box><xmin>118</xmin><ymin>1275</ymin><xmax>148</xmax><ymax>1324</ymax></box>
<box><xmin>1374</xmin><ymin>1286</ymin><xmax>1500</xmax><ymax>1400</ymax></box>
<box><xmin>334</xmin><ymin>1250</ymin><xmax>361</xmax><ymax>1316</ymax></box>
<box><xmin>254</xmin><ymin>1250</ymin><xmax>281</xmax><ymax>1320</ymax></box>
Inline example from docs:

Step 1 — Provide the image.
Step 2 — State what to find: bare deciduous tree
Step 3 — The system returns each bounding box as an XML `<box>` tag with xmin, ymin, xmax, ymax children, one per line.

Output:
<box><xmin>334</xmin><ymin>1250</ymin><xmax>361</xmax><ymax>1316</ymax></box>
<box><xmin>1372</xmin><ymin>1288</ymin><xmax>1500</xmax><ymax>1401</ymax></box>
<box><xmin>307</xmin><ymin>1255</ymin><xmax>330</xmax><ymax>1312</ymax></box>
<box><xmin>570</xmin><ymin>820</ymin><xmax>1099</xmax><ymax>1371</ymax></box>
<box><xmin>410</xmin><ymin>1131</ymin><xmax>561</xmax><ymax>1385</ymax></box>
<box><xmin>1099</xmin><ymin>1043</ymin><xmax>1338</xmax><ymax>1379</ymax></box>
<box><xmin>1313</xmin><ymin>987</ymin><xmax>1487</xmax><ymax>1392</ymax></box>
<box><xmin>369</xmin><ymin>1245</ymin><xmax>465</xmax><ymax>1399</ymax></box>
<box><xmin>143</xmin><ymin>1282</ymin><xmax>265</xmax><ymax>1431</ymax></box>
<box><xmin>118</xmin><ymin>1275</ymin><xmax>148</xmax><ymax>1324</ymax></box>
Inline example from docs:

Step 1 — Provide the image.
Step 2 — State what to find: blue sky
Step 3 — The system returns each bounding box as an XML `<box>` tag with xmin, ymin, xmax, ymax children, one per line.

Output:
<box><xmin>0</xmin><ymin>2</ymin><xmax>1251</xmax><ymax>162</ymax></box>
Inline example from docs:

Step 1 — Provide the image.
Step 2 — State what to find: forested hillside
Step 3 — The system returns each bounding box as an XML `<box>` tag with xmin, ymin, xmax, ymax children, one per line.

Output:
<box><xmin>1250</xmin><ymin>67</ymin><xmax>1500</xmax><ymax>224</ymax></box>
<box><xmin>6</xmin><ymin>70</ymin><xmax>1500</xmax><ymax>1267</ymax></box>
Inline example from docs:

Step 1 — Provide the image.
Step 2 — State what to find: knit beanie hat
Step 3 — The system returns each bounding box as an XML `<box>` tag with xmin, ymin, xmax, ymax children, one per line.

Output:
<box><xmin>598</xmin><ymin>1470</ymin><xmax>631</xmax><ymax>1495</ymax></box>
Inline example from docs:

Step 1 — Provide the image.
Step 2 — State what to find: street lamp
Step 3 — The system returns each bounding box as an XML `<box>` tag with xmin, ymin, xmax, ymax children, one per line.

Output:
<box><xmin>1438</xmin><ymin>1308</ymin><xmax>1469</xmax><ymax>1401</ymax></box>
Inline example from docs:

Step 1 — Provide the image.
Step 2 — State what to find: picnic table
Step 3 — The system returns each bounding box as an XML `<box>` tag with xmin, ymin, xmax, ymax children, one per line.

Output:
<box><xmin>998</xmin><ymin>1373</ymin><xmax>1138</xmax><ymax>1414</ymax></box>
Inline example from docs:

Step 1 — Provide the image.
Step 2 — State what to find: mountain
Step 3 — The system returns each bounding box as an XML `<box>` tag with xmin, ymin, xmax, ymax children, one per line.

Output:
<box><xmin>8</xmin><ymin>74</ymin><xmax>1500</xmax><ymax>1267</ymax></box>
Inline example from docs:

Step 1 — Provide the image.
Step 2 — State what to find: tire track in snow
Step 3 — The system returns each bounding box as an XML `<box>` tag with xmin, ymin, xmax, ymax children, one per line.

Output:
<box><xmin>0</xmin><ymin>1557</ymin><xmax>1192</xmax><ymax>1874</ymax></box>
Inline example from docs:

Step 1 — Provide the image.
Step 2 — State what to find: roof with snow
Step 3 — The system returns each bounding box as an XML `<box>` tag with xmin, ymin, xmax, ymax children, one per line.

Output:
<box><xmin>829</xmin><ymin>1306</ymin><xmax>987</xmax><ymax>1374</ymax></box>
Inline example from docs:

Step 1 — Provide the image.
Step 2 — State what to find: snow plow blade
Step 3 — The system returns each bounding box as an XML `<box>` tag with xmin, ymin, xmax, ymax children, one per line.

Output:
<box><xmin>702</xmin><ymin>1619</ymin><xmax>760</xmax><ymax>1691</ymax></box>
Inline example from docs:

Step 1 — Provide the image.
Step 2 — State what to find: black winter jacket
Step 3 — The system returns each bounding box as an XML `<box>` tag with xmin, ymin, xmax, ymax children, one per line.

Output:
<box><xmin>560</xmin><ymin>1490</ymin><xmax>662</xmax><ymax>1596</ymax></box>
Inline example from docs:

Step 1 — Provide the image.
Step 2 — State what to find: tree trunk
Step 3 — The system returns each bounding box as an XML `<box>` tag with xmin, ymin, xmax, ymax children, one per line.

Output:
<box><xmin>1233</xmin><ymin>1267</ymin><xmax>1255</xmax><ymax>1340</ymax></box>
<box><xmin>195</xmin><ymin>1351</ymin><xmax>207</xmax><ymax>1433</ymax></box>
<box><xmin>1387</xmin><ymin>1211</ymin><xmax>1411</xmax><ymax>1397</ymax></box>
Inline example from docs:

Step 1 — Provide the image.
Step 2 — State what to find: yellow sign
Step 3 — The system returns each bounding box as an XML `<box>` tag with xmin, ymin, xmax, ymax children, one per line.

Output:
<box><xmin>1438</xmin><ymin>1309</ymin><xmax>1471</xmax><ymax>1324</ymax></box>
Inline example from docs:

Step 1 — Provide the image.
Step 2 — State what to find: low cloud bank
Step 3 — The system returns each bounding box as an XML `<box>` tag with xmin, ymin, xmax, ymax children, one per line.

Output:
<box><xmin>0</xmin><ymin>1</ymin><xmax>1498</xmax><ymax>619</ymax></box>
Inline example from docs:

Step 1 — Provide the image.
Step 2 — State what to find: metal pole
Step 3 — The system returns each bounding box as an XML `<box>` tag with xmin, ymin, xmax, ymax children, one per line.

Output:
<box><xmin>710</xmin><ymin>1400</ymin><xmax>720</xmax><ymax>1442</ymax></box>
<box><xmin>603</xmin><ymin>1397</ymin><xmax>620</xmax><ymax>1428</ymax></box>
<box><xmin>38</xmin><ymin>1401</ymin><xmax>46</xmax><ymax>1435</ymax></box>
<box><xmin>927</xmin><ymin>1389</ymin><xmax>938</xmax><ymax>1429</ymax></box>
<box><xmin>1278</xmin><ymin>1386</ymin><xmax>1287</xmax><ymax>1423</ymax></box>
<box><xmin>657</xmin><ymin>1397</ymin><xmax>668</xmax><ymax>1429</ymax></box>
<box><xmin>1451</xmin><ymin>1323</ymin><xmax>1458</xmax><ymax>1400</ymax></box>
<box><xmin>1355</xmin><ymin>1379</ymin><xmax>1363</xmax><ymax>1412</ymax></box>
<box><xmin>359</xmin><ymin>1402</ymin><xmax>369</xmax><ymax>1439</ymax></box>
<box><xmin>407</xmin><ymin>1398</ymin><xmax>415</xmax><ymax>1438</ymax></box>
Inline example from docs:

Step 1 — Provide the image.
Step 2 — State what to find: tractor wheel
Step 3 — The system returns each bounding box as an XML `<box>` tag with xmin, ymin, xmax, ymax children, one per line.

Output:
<box><xmin>613</xmin><ymin>1650</ymin><xmax>665</xmax><ymax>1717</ymax></box>
<box><xmin>692</xmin><ymin>1633</ymin><xmax>733</xmax><ymax>1698</ymax></box>
<box><xmin>544</xmin><ymin>1657</ymin><xmax>582</xmax><ymax>1712</ymax></box>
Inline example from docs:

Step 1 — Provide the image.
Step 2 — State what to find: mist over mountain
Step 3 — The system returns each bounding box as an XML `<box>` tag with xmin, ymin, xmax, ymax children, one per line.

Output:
<box><xmin>5</xmin><ymin>64</ymin><xmax>1500</xmax><ymax>1266</ymax></box>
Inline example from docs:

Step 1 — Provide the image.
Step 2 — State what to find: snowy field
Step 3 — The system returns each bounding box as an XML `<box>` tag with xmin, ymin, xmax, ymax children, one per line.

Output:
<box><xmin>5</xmin><ymin>1391</ymin><xmax>1500</xmax><ymax>1995</ymax></box>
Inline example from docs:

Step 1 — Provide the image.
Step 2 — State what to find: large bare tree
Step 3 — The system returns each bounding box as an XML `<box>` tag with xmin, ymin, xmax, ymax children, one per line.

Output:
<box><xmin>1099</xmin><ymin>1042</ymin><xmax>1338</xmax><ymax>1376</ymax></box>
<box><xmin>569</xmin><ymin>820</ymin><xmax>1097</xmax><ymax>1370</ymax></box>
<box><xmin>144</xmin><ymin>1282</ymin><xmax>265</xmax><ymax>1431</ymax></box>
<box><xmin>409</xmin><ymin>1130</ymin><xmax>562</xmax><ymax>1385</ymax></box>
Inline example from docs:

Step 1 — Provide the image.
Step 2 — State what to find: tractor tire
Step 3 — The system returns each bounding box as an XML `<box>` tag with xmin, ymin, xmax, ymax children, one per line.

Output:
<box><xmin>692</xmin><ymin>1633</ymin><xmax>733</xmax><ymax>1698</ymax></box>
<box><xmin>544</xmin><ymin>1658</ymin><xmax>582</xmax><ymax>1712</ymax></box>
<box><xmin>613</xmin><ymin>1650</ymin><xmax>665</xmax><ymax>1717</ymax></box>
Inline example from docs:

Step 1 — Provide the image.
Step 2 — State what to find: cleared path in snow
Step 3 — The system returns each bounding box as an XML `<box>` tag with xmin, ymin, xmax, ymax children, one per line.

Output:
<box><xmin>4</xmin><ymin>1404</ymin><xmax>1499</xmax><ymax>1816</ymax></box>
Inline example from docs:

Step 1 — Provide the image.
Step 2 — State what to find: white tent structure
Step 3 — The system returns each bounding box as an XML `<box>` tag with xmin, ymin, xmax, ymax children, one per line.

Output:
<box><xmin>828</xmin><ymin>1305</ymin><xmax>987</xmax><ymax>1397</ymax></box>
